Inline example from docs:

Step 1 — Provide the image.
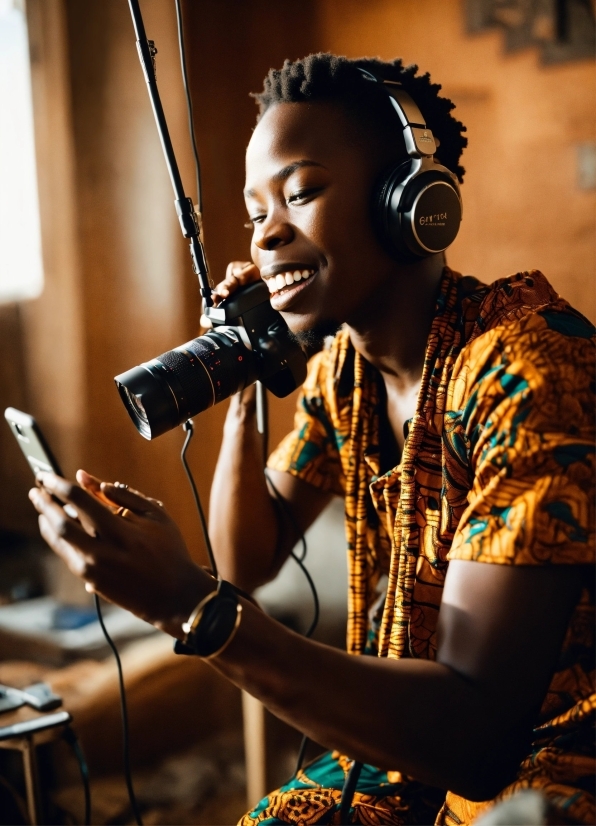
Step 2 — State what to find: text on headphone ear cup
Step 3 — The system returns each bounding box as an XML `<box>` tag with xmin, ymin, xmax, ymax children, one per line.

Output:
<box><xmin>407</xmin><ymin>180</ymin><xmax>462</xmax><ymax>254</ymax></box>
<box><xmin>376</xmin><ymin>160</ymin><xmax>462</xmax><ymax>259</ymax></box>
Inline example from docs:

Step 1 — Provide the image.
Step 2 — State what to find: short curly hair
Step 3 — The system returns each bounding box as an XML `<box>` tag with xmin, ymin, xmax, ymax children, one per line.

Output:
<box><xmin>253</xmin><ymin>53</ymin><xmax>467</xmax><ymax>184</ymax></box>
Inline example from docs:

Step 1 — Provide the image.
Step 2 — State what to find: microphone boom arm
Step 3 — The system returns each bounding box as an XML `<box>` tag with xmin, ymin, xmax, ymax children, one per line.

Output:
<box><xmin>127</xmin><ymin>0</ymin><xmax>212</xmax><ymax>306</ymax></box>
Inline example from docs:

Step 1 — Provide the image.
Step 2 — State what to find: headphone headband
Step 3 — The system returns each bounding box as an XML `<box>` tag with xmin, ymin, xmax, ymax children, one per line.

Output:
<box><xmin>356</xmin><ymin>68</ymin><xmax>437</xmax><ymax>158</ymax></box>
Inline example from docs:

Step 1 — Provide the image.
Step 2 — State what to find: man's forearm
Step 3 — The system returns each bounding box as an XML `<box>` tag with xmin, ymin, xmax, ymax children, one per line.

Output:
<box><xmin>209</xmin><ymin>597</ymin><xmax>514</xmax><ymax>801</ymax></box>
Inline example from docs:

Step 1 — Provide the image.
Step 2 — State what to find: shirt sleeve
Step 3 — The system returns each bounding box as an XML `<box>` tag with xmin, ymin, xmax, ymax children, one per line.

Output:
<box><xmin>267</xmin><ymin>348</ymin><xmax>346</xmax><ymax>497</ymax></box>
<box><xmin>447</xmin><ymin>311</ymin><xmax>595</xmax><ymax>566</ymax></box>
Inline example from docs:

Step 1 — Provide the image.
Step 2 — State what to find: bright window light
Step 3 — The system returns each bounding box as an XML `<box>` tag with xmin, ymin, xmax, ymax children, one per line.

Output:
<box><xmin>0</xmin><ymin>0</ymin><xmax>43</xmax><ymax>304</ymax></box>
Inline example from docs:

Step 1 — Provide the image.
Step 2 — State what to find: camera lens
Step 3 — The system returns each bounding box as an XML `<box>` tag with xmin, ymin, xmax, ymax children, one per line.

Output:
<box><xmin>115</xmin><ymin>283</ymin><xmax>307</xmax><ymax>440</ymax></box>
<box><xmin>115</xmin><ymin>328</ymin><xmax>257</xmax><ymax>440</ymax></box>
<box><xmin>121</xmin><ymin>387</ymin><xmax>148</xmax><ymax>422</ymax></box>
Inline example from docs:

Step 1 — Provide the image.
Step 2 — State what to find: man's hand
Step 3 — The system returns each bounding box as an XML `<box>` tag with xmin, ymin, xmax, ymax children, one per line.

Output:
<box><xmin>29</xmin><ymin>470</ymin><xmax>210</xmax><ymax>637</ymax></box>
<box><xmin>201</xmin><ymin>261</ymin><xmax>261</xmax><ymax>328</ymax></box>
<box><xmin>213</xmin><ymin>260</ymin><xmax>260</xmax><ymax>303</ymax></box>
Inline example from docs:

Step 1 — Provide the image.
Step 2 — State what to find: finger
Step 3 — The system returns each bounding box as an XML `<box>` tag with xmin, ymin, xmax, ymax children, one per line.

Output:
<box><xmin>36</xmin><ymin>472</ymin><xmax>117</xmax><ymax>536</ymax></box>
<box><xmin>77</xmin><ymin>469</ymin><xmax>120</xmax><ymax>511</ymax></box>
<box><xmin>232</xmin><ymin>261</ymin><xmax>258</xmax><ymax>278</ymax></box>
<box><xmin>218</xmin><ymin>262</ymin><xmax>259</xmax><ymax>294</ymax></box>
<box><xmin>214</xmin><ymin>283</ymin><xmax>230</xmax><ymax>297</ymax></box>
<box><xmin>99</xmin><ymin>482</ymin><xmax>165</xmax><ymax>518</ymax></box>
<box><xmin>38</xmin><ymin>514</ymin><xmax>89</xmax><ymax>578</ymax></box>
<box><xmin>31</xmin><ymin>488</ymin><xmax>100</xmax><ymax>561</ymax></box>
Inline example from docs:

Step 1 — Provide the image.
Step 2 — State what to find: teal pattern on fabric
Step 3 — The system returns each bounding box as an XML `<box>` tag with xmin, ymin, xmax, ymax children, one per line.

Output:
<box><xmin>539</xmin><ymin>310</ymin><xmax>595</xmax><ymax>339</ymax></box>
<box><xmin>553</xmin><ymin>443</ymin><xmax>595</xmax><ymax>469</ymax></box>
<box><xmin>543</xmin><ymin>501</ymin><xmax>588</xmax><ymax>542</ymax></box>
<box><xmin>246</xmin><ymin>751</ymin><xmax>407</xmax><ymax>824</ymax></box>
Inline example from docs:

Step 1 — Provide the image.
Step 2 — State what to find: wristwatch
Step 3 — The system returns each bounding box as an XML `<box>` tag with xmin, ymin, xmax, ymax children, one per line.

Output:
<box><xmin>174</xmin><ymin>579</ymin><xmax>242</xmax><ymax>659</ymax></box>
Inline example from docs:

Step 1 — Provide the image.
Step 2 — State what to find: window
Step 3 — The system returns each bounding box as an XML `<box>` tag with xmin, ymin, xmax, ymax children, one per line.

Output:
<box><xmin>0</xmin><ymin>0</ymin><xmax>43</xmax><ymax>304</ymax></box>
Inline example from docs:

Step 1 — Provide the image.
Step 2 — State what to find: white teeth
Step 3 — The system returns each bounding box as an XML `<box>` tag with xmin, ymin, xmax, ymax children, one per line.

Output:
<box><xmin>266</xmin><ymin>269</ymin><xmax>314</xmax><ymax>295</ymax></box>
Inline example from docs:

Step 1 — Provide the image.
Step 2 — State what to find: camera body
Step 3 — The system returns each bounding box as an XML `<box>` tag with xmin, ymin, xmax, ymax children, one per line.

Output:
<box><xmin>115</xmin><ymin>281</ymin><xmax>307</xmax><ymax>440</ymax></box>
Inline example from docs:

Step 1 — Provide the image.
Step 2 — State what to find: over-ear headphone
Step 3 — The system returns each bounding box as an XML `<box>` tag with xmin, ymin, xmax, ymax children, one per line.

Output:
<box><xmin>357</xmin><ymin>68</ymin><xmax>463</xmax><ymax>261</ymax></box>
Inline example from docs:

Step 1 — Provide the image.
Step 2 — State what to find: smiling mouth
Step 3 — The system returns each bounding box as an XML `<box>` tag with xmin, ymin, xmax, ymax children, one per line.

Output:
<box><xmin>263</xmin><ymin>268</ymin><xmax>315</xmax><ymax>297</ymax></box>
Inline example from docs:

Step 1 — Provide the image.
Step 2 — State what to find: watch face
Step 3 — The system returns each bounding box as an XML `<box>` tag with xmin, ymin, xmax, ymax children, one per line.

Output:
<box><xmin>192</xmin><ymin>593</ymin><xmax>241</xmax><ymax>658</ymax></box>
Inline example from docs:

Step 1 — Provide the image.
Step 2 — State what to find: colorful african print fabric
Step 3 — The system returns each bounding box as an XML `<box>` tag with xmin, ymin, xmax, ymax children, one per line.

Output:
<box><xmin>239</xmin><ymin>268</ymin><xmax>595</xmax><ymax>826</ymax></box>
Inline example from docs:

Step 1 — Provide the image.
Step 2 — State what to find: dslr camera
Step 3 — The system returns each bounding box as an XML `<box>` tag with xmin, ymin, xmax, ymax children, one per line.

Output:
<box><xmin>115</xmin><ymin>282</ymin><xmax>307</xmax><ymax>439</ymax></box>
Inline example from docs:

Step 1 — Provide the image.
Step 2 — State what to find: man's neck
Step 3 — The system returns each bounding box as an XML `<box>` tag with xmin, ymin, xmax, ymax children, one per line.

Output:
<box><xmin>346</xmin><ymin>254</ymin><xmax>445</xmax><ymax>395</ymax></box>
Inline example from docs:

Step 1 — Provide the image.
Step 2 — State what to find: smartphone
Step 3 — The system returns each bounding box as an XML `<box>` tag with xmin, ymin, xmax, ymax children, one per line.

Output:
<box><xmin>5</xmin><ymin>407</ymin><xmax>111</xmax><ymax>522</ymax></box>
<box><xmin>4</xmin><ymin>408</ymin><xmax>63</xmax><ymax>476</ymax></box>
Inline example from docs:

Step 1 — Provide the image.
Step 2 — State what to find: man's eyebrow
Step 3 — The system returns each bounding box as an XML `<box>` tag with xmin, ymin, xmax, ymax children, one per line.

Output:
<box><xmin>244</xmin><ymin>160</ymin><xmax>326</xmax><ymax>198</ymax></box>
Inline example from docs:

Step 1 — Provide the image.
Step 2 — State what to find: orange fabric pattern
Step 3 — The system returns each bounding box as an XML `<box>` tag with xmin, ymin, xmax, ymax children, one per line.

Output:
<box><xmin>260</xmin><ymin>268</ymin><xmax>595</xmax><ymax>825</ymax></box>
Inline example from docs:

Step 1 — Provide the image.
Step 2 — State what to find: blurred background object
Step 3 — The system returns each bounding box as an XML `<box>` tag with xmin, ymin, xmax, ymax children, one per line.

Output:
<box><xmin>0</xmin><ymin>1</ymin><xmax>593</xmax><ymax>822</ymax></box>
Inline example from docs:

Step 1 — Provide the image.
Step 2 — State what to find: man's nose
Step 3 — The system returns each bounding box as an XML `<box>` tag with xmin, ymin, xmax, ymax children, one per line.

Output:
<box><xmin>253</xmin><ymin>214</ymin><xmax>294</xmax><ymax>251</ymax></box>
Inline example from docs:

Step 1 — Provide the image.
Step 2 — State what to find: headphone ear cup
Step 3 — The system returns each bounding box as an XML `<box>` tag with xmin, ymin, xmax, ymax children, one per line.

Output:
<box><xmin>373</xmin><ymin>160</ymin><xmax>417</xmax><ymax>262</ymax></box>
<box><xmin>374</xmin><ymin>161</ymin><xmax>462</xmax><ymax>260</ymax></box>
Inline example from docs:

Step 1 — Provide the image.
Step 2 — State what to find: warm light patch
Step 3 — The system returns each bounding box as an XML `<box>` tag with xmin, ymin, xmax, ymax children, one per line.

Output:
<box><xmin>0</xmin><ymin>0</ymin><xmax>43</xmax><ymax>304</ymax></box>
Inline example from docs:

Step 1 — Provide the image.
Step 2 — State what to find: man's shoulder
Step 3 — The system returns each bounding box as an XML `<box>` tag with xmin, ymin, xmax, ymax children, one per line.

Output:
<box><xmin>467</xmin><ymin>269</ymin><xmax>594</xmax><ymax>341</ymax></box>
<box><xmin>448</xmin><ymin>270</ymin><xmax>595</xmax><ymax>415</ymax></box>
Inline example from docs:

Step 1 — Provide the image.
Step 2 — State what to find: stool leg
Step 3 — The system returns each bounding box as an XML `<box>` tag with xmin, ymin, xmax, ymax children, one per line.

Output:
<box><xmin>242</xmin><ymin>690</ymin><xmax>267</xmax><ymax>808</ymax></box>
<box><xmin>22</xmin><ymin>737</ymin><xmax>42</xmax><ymax>825</ymax></box>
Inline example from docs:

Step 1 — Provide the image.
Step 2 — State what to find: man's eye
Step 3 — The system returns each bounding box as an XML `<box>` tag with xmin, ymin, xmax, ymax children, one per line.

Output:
<box><xmin>287</xmin><ymin>188</ymin><xmax>319</xmax><ymax>205</ymax></box>
<box><xmin>244</xmin><ymin>215</ymin><xmax>265</xmax><ymax>228</ymax></box>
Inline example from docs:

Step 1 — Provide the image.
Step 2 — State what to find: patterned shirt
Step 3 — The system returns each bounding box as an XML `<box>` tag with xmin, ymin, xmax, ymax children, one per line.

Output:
<box><xmin>260</xmin><ymin>268</ymin><xmax>595</xmax><ymax>825</ymax></box>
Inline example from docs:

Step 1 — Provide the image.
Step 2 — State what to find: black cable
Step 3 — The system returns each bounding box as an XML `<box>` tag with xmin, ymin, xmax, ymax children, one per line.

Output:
<box><xmin>264</xmin><ymin>470</ymin><xmax>315</xmax><ymax>627</ymax></box>
<box><xmin>264</xmin><ymin>467</ymin><xmax>318</xmax><ymax>776</ymax></box>
<box><xmin>264</xmin><ymin>468</ymin><xmax>307</xmax><ymax>563</ymax></box>
<box><xmin>63</xmin><ymin>727</ymin><xmax>91</xmax><ymax>826</ymax></box>
<box><xmin>288</xmin><ymin>548</ymin><xmax>320</xmax><ymax>639</ymax></box>
<box><xmin>94</xmin><ymin>595</ymin><xmax>143</xmax><ymax>825</ymax></box>
<box><xmin>174</xmin><ymin>0</ymin><xmax>203</xmax><ymax>214</ymax></box>
<box><xmin>181</xmin><ymin>420</ymin><xmax>218</xmax><ymax>576</ymax></box>
<box><xmin>264</xmin><ymin>426</ymin><xmax>359</xmax><ymax>813</ymax></box>
<box><xmin>338</xmin><ymin>760</ymin><xmax>363</xmax><ymax>823</ymax></box>
<box><xmin>294</xmin><ymin>735</ymin><xmax>309</xmax><ymax>779</ymax></box>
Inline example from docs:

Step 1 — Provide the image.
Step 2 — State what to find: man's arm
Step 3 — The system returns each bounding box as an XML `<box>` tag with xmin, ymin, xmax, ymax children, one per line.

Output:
<box><xmin>28</xmin><ymin>472</ymin><xmax>585</xmax><ymax>802</ymax></box>
<box><xmin>209</xmin><ymin>559</ymin><xmax>584</xmax><ymax>801</ymax></box>
<box><xmin>209</xmin><ymin>387</ymin><xmax>332</xmax><ymax>592</ymax></box>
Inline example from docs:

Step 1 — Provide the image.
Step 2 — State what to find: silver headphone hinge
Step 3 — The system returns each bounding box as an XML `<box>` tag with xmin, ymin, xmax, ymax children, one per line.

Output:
<box><xmin>403</xmin><ymin>125</ymin><xmax>437</xmax><ymax>158</ymax></box>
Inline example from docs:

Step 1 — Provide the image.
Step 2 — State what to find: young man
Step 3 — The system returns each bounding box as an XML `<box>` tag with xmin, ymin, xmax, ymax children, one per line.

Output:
<box><xmin>30</xmin><ymin>55</ymin><xmax>594</xmax><ymax>825</ymax></box>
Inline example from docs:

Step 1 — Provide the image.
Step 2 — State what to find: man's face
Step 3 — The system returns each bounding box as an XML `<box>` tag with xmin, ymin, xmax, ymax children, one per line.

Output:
<box><xmin>244</xmin><ymin>101</ymin><xmax>400</xmax><ymax>336</ymax></box>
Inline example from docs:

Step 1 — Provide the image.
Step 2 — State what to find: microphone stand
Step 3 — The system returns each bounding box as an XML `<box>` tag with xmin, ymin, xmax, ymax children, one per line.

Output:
<box><xmin>126</xmin><ymin>0</ymin><xmax>213</xmax><ymax>308</ymax></box>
